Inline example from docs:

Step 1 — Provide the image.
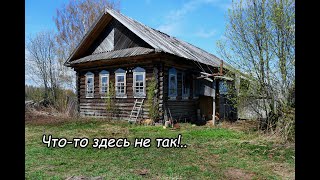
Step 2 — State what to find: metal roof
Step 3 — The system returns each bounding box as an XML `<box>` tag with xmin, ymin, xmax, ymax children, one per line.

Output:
<box><xmin>65</xmin><ymin>8</ymin><xmax>233</xmax><ymax>70</ymax></box>
<box><xmin>69</xmin><ymin>47</ymin><xmax>156</xmax><ymax>65</ymax></box>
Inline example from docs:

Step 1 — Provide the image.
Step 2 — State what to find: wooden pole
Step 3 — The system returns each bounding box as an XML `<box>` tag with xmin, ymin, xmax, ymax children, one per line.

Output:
<box><xmin>212</xmin><ymin>60</ymin><xmax>223</xmax><ymax>126</ymax></box>
<box><xmin>212</xmin><ymin>98</ymin><xmax>216</xmax><ymax>126</ymax></box>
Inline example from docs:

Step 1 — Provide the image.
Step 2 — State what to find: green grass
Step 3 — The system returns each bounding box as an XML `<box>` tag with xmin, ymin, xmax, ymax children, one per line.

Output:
<box><xmin>25</xmin><ymin>118</ymin><xmax>295</xmax><ymax>179</ymax></box>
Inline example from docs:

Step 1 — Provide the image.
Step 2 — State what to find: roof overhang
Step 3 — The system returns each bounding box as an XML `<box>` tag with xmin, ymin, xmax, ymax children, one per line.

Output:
<box><xmin>66</xmin><ymin>47</ymin><xmax>157</xmax><ymax>67</ymax></box>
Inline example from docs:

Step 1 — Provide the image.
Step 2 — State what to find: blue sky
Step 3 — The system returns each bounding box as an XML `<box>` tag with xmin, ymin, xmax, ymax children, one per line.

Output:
<box><xmin>26</xmin><ymin>0</ymin><xmax>232</xmax><ymax>56</ymax></box>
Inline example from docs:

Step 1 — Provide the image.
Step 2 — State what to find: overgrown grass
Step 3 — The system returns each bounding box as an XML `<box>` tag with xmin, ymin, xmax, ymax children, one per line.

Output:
<box><xmin>25</xmin><ymin>118</ymin><xmax>295</xmax><ymax>179</ymax></box>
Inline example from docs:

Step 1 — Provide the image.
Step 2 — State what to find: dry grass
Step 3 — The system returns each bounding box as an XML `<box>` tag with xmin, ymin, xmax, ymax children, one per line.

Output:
<box><xmin>224</xmin><ymin>167</ymin><xmax>256</xmax><ymax>180</ymax></box>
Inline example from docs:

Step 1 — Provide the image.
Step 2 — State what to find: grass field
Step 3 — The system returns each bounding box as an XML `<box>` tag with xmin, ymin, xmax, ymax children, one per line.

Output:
<box><xmin>25</xmin><ymin>114</ymin><xmax>295</xmax><ymax>179</ymax></box>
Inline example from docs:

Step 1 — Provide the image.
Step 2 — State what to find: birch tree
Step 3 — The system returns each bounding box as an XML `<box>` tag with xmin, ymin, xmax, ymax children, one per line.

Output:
<box><xmin>54</xmin><ymin>0</ymin><xmax>120</xmax><ymax>90</ymax></box>
<box><xmin>26</xmin><ymin>31</ymin><xmax>59</xmax><ymax>104</ymax></box>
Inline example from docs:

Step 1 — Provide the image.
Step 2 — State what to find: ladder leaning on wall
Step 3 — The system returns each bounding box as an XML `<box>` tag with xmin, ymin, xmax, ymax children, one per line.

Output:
<box><xmin>128</xmin><ymin>99</ymin><xmax>144</xmax><ymax>123</ymax></box>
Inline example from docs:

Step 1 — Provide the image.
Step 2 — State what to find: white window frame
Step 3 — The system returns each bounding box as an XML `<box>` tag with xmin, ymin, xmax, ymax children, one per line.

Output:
<box><xmin>85</xmin><ymin>72</ymin><xmax>94</xmax><ymax>98</ymax></box>
<box><xmin>115</xmin><ymin>68</ymin><xmax>127</xmax><ymax>98</ymax></box>
<box><xmin>168</xmin><ymin>68</ymin><xmax>177</xmax><ymax>100</ymax></box>
<box><xmin>182</xmin><ymin>72</ymin><xmax>190</xmax><ymax>99</ymax></box>
<box><xmin>133</xmin><ymin>67</ymin><xmax>146</xmax><ymax>98</ymax></box>
<box><xmin>99</xmin><ymin>70</ymin><xmax>109</xmax><ymax>98</ymax></box>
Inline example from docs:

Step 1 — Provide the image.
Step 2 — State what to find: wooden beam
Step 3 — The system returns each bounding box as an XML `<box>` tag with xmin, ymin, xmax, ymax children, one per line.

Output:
<box><xmin>214</xmin><ymin>76</ymin><xmax>234</xmax><ymax>81</ymax></box>
<box><xmin>200</xmin><ymin>72</ymin><xmax>211</xmax><ymax>76</ymax></box>
<box><xmin>212</xmin><ymin>97</ymin><xmax>216</xmax><ymax>126</ymax></box>
<box><xmin>204</xmin><ymin>77</ymin><xmax>213</xmax><ymax>82</ymax></box>
<box><xmin>196</xmin><ymin>75</ymin><xmax>208</xmax><ymax>79</ymax></box>
<box><xmin>197</xmin><ymin>73</ymin><xmax>222</xmax><ymax>79</ymax></box>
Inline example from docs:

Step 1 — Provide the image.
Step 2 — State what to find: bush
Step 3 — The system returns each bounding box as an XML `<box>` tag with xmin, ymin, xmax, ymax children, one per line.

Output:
<box><xmin>275</xmin><ymin>108</ymin><xmax>295</xmax><ymax>142</ymax></box>
<box><xmin>146</xmin><ymin>74</ymin><xmax>159</xmax><ymax>121</ymax></box>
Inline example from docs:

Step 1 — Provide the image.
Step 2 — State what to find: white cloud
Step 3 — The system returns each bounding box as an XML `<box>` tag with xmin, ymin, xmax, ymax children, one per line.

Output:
<box><xmin>157</xmin><ymin>23</ymin><xmax>182</xmax><ymax>37</ymax></box>
<box><xmin>168</xmin><ymin>0</ymin><xmax>232</xmax><ymax>20</ymax></box>
<box><xmin>194</xmin><ymin>29</ymin><xmax>217</xmax><ymax>38</ymax></box>
<box><xmin>157</xmin><ymin>0</ymin><xmax>231</xmax><ymax>36</ymax></box>
<box><xmin>167</xmin><ymin>0</ymin><xmax>200</xmax><ymax>21</ymax></box>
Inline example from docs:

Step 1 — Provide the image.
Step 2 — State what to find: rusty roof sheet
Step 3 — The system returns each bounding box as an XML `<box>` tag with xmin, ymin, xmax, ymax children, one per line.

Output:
<box><xmin>69</xmin><ymin>47</ymin><xmax>156</xmax><ymax>65</ymax></box>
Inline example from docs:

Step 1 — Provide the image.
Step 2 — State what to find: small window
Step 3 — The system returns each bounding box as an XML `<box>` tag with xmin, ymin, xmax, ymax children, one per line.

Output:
<box><xmin>182</xmin><ymin>73</ymin><xmax>190</xmax><ymax>98</ymax></box>
<box><xmin>168</xmin><ymin>68</ymin><xmax>177</xmax><ymax>99</ymax></box>
<box><xmin>115</xmin><ymin>68</ymin><xmax>127</xmax><ymax>98</ymax></box>
<box><xmin>100</xmin><ymin>70</ymin><xmax>109</xmax><ymax>98</ymax></box>
<box><xmin>133</xmin><ymin>67</ymin><xmax>146</xmax><ymax>98</ymax></box>
<box><xmin>85</xmin><ymin>72</ymin><xmax>94</xmax><ymax>98</ymax></box>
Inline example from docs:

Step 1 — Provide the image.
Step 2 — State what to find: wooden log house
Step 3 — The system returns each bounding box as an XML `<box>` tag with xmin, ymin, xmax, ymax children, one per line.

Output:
<box><xmin>64</xmin><ymin>8</ymin><xmax>238</xmax><ymax>124</ymax></box>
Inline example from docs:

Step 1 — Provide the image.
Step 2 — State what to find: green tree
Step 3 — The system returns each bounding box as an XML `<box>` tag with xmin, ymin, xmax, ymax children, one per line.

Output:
<box><xmin>146</xmin><ymin>74</ymin><xmax>159</xmax><ymax>122</ymax></box>
<box><xmin>105</xmin><ymin>80</ymin><xmax>117</xmax><ymax>119</ymax></box>
<box><xmin>217</xmin><ymin>0</ymin><xmax>295</xmax><ymax>141</ymax></box>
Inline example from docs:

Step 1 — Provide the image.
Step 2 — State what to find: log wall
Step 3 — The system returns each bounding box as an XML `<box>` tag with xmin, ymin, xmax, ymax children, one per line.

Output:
<box><xmin>77</xmin><ymin>61</ymin><xmax>159</xmax><ymax>120</ymax></box>
<box><xmin>75</xmin><ymin>53</ymin><xmax>224</xmax><ymax>122</ymax></box>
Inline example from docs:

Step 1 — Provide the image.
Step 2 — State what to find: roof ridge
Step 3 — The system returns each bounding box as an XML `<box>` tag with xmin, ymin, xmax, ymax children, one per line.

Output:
<box><xmin>107</xmin><ymin>9</ymin><xmax>224</xmax><ymax>66</ymax></box>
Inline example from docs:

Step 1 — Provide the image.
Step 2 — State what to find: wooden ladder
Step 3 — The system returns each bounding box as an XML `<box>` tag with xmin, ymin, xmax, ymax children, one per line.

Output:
<box><xmin>128</xmin><ymin>99</ymin><xmax>144</xmax><ymax>123</ymax></box>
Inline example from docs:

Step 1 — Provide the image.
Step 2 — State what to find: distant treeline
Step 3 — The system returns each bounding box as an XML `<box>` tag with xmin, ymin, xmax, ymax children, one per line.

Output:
<box><xmin>25</xmin><ymin>85</ymin><xmax>74</xmax><ymax>101</ymax></box>
<box><xmin>25</xmin><ymin>85</ymin><xmax>76</xmax><ymax>112</ymax></box>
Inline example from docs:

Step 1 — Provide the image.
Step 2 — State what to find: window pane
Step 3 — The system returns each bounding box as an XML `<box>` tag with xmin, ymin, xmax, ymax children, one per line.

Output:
<box><xmin>139</xmin><ymin>82</ymin><xmax>143</xmax><ymax>86</ymax></box>
<box><xmin>101</xmin><ymin>76</ymin><xmax>107</xmax><ymax>83</ymax></box>
<box><xmin>102</xmin><ymin>85</ymin><xmax>108</xmax><ymax>92</ymax></box>
<box><xmin>87</xmin><ymin>77</ymin><xmax>92</xmax><ymax>84</ymax></box>
<box><xmin>170</xmin><ymin>76</ymin><xmax>175</xmax><ymax>82</ymax></box>
<box><xmin>87</xmin><ymin>76</ymin><xmax>94</xmax><ymax>96</ymax></box>
<box><xmin>170</xmin><ymin>77</ymin><xmax>176</xmax><ymax>88</ymax></box>
<box><xmin>117</xmin><ymin>75</ymin><xmax>124</xmax><ymax>82</ymax></box>
<box><xmin>169</xmin><ymin>73</ymin><xmax>177</xmax><ymax>96</ymax></box>
<box><xmin>136</xmin><ymin>82</ymin><xmax>139</xmax><ymax>87</ymax></box>
<box><xmin>136</xmin><ymin>74</ymin><xmax>143</xmax><ymax>81</ymax></box>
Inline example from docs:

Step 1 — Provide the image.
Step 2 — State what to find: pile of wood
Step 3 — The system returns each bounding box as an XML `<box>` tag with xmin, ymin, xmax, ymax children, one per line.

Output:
<box><xmin>25</xmin><ymin>99</ymin><xmax>49</xmax><ymax>109</ymax></box>
<box><xmin>25</xmin><ymin>100</ymin><xmax>35</xmax><ymax>107</ymax></box>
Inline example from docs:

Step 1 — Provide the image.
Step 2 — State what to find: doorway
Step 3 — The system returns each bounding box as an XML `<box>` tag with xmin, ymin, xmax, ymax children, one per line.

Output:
<box><xmin>199</xmin><ymin>96</ymin><xmax>213</xmax><ymax>120</ymax></box>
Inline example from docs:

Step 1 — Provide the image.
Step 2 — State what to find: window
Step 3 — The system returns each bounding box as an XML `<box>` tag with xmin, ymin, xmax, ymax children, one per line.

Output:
<box><xmin>85</xmin><ymin>72</ymin><xmax>94</xmax><ymax>98</ymax></box>
<box><xmin>182</xmin><ymin>73</ymin><xmax>190</xmax><ymax>99</ymax></box>
<box><xmin>193</xmin><ymin>75</ymin><xmax>199</xmax><ymax>99</ymax></box>
<box><xmin>168</xmin><ymin>68</ymin><xmax>177</xmax><ymax>99</ymax></box>
<box><xmin>99</xmin><ymin>70</ymin><xmax>109</xmax><ymax>98</ymax></box>
<box><xmin>115</xmin><ymin>68</ymin><xmax>127</xmax><ymax>98</ymax></box>
<box><xmin>133</xmin><ymin>67</ymin><xmax>146</xmax><ymax>98</ymax></box>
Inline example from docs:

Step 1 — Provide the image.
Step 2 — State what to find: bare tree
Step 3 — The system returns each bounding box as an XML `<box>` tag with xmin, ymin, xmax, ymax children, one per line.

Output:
<box><xmin>26</xmin><ymin>31</ymin><xmax>59</xmax><ymax>104</ymax></box>
<box><xmin>54</xmin><ymin>0</ymin><xmax>120</xmax><ymax>90</ymax></box>
<box><xmin>217</xmin><ymin>0</ymin><xmax>294</xmax><ymax>140</ymax></box>
<box><xmin>55</xmin><ymin>0</ymin><xmax>120</xmax><ymax>51</ymax></box>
